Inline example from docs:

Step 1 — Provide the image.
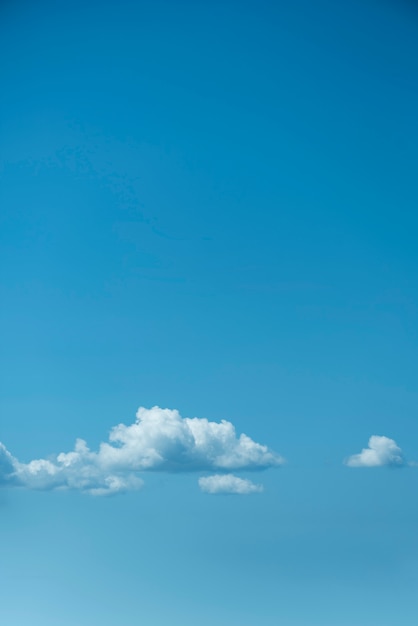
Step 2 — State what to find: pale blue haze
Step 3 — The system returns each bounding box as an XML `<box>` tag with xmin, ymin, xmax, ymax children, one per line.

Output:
<box><xmin>1</xmin><ymin>0</ymin><xmax>418</xmax><ymax>623</ymax></box>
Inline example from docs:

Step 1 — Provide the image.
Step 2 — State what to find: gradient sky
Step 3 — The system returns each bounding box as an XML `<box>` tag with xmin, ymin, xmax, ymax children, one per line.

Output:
<box><xmin>2</xmin><ymin>0</ymin><xmax>418</xmax><ymax>624</ymax></box>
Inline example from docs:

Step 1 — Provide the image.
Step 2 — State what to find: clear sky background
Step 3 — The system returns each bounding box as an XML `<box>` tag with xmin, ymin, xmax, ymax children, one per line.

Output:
<box><xmin>1</xmin><ymin>0</ymin><xmax>418</xmax><ymax>624</ymax></box>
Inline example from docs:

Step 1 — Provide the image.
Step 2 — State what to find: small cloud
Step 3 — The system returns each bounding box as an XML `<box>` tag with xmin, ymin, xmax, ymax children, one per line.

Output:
<box><xmin>198</xmin><ymin>474</ymin><xmax>264</xmax><ymax>494</ymax></box>
<box><xmin>0</xmin><ymin>443</ymin><xmax>19</xmax><ymax>486</ymax></box>
<box><xmin>0</xmin><ymin>406</ymin><xmax>282</xmax><ymax>496</ymax></box>
<box><xmin>345</xmin><ymin>435</ymin><xmax>405</xmax><ymax>468</ymax></box>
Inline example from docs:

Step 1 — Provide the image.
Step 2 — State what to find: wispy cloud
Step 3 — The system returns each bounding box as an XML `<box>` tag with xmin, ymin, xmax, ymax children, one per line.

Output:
<box><xmin>345</xmin><ymin>435</ymin><xmax>405</xmax><ymax>468</ymax></box>
<box><xmin>199</xmin><ymin>474</ymin><xmax>264</xmax><ymax>494</ymax></box>
<box><xmin>0</xmin><ymin>406</ymin><xmax>283</xmax><ymax>495</ymax></box>
<box><xmin>0</xmin><ymin>443</ymin><xmax>18</xmax><ymax>486</ymax></box>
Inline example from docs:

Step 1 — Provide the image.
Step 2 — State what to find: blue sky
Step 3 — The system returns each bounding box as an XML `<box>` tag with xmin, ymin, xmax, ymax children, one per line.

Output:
<box><xmin>1</xmin><ymin>0</ymin><xmax>418</xmax><ymax>623</ymax></box>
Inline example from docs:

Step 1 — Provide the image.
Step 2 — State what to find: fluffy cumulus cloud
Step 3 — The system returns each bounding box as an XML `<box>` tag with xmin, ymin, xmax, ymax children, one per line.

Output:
<box><xmin>0</xmin><ymin>406</ymin><xmax>283</xmax><ymax>495</ymax></box>
<box><xmin>198</xmin><ymin>474</ymin><xmax>264</xmax><ymax>494</ymax></box>
<box><xmin>345</xmin><ymin>435</ymin><xmax>405</xmax><ymax>468</ymax></box>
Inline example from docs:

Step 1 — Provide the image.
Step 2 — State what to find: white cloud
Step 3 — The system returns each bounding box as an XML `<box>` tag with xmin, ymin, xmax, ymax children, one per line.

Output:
<box><xmin>0</xmin><ymin>406</ymin><xmax>283</xmax><ymax>495</ymax></box>
<box><xmin>0</xmin><ymin>443</ymin><xmax>19</xmax><ymax>486</ymax></box>
<box><xmin>99</xmin><ymin>406</ymin><xmax>284</xmax><ymax>471</ymax></box>
<box><xmin>199</xmin><ymin>474</ymin><xmax>264</xmax><ymax>494</ymax></box>
<box><xmin>345</xmin><ymin>435</ymin><xmax>405</xmax><ymax>468</ymax></box>
<box><xmin>12</xmin><ymin>438</ymin><xmax>144</xmax><ymax>496</ymax></box>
